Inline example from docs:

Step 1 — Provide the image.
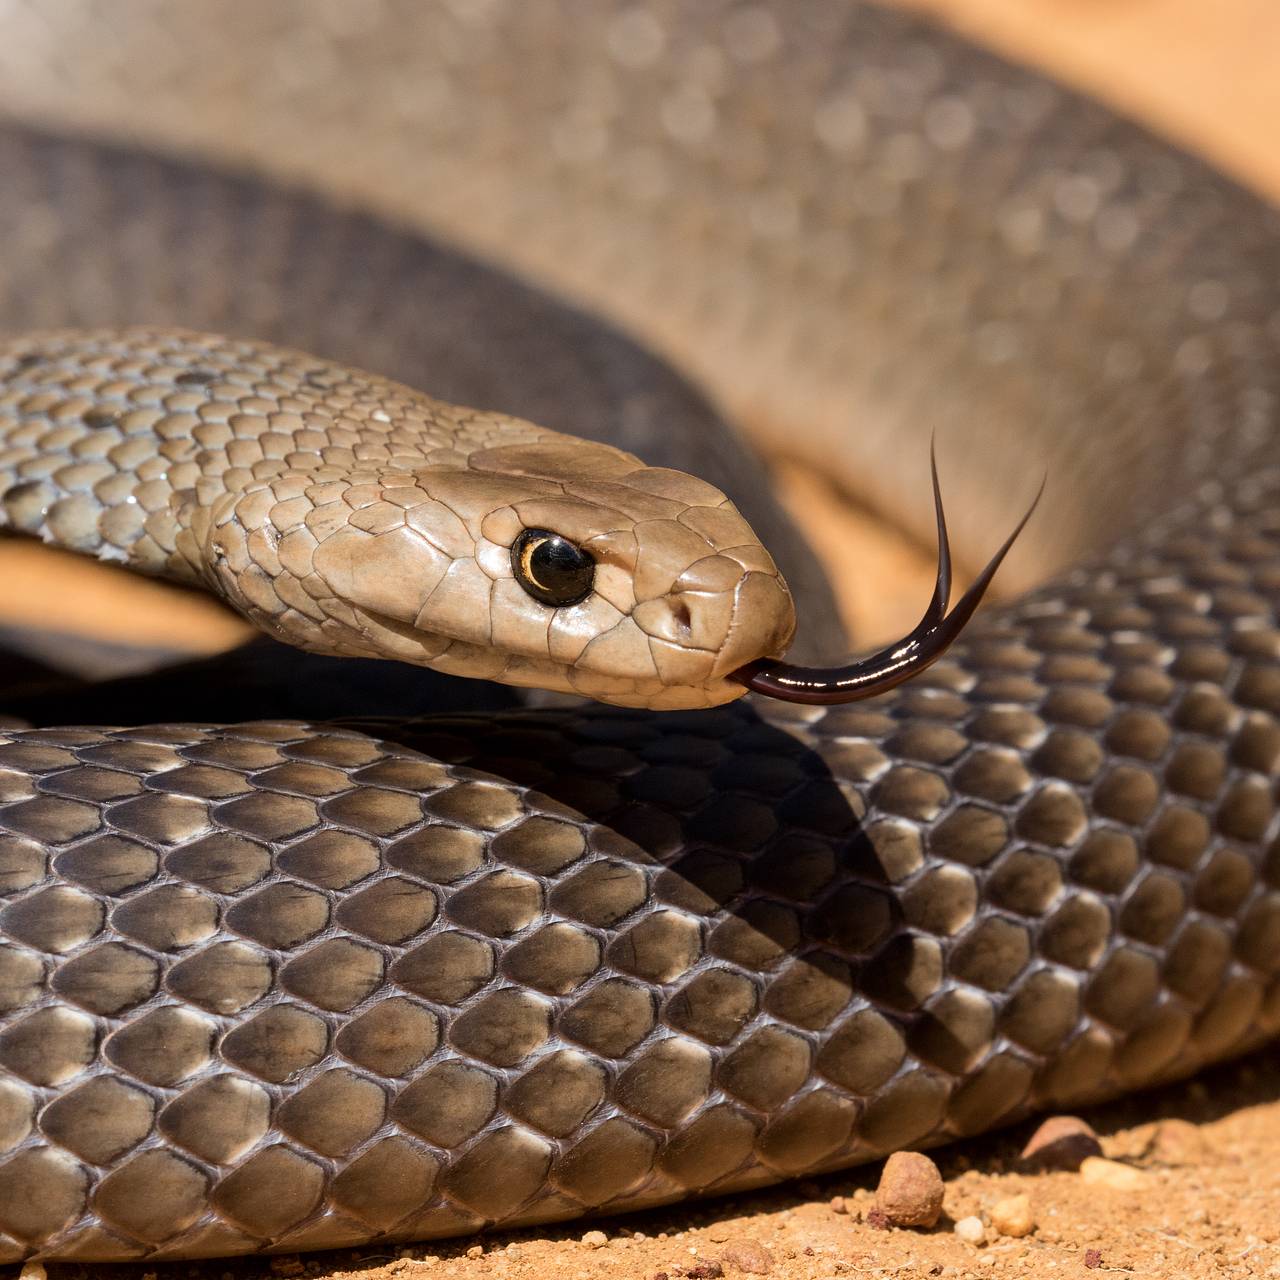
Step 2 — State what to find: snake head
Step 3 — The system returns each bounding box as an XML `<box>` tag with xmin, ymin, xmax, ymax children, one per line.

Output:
<box><xmin>207</xmin><ymin>429</ymin><xmax>795</xmax><ymax>710</ymax></box>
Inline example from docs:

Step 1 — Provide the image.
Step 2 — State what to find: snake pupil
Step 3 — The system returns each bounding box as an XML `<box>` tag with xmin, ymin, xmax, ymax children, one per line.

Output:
<box><xmin>511</xmin><ymin>527</ymin><xmax>595</xmax><ymax>606</ymax></box>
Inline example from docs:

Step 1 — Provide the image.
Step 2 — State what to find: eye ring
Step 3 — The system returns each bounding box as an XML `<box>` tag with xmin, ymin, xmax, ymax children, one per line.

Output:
<box><xmin>511</xmin><ymin>527</ymin><xmax>596</xmax><ymax>607</ymax></box>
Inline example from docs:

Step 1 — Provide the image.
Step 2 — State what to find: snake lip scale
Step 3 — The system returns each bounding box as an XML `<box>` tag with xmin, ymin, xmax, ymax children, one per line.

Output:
<box><xmin>0</xmin><ymin>0</ymin><xmax>1278</xmax><ymax>1263</ymax></box>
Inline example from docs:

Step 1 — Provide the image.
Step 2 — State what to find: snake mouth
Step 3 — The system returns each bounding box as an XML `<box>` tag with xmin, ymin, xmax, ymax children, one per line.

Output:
<box><xmin>732</xmin><ymin>446</ymin><xmax>1045</xmax><ymax>706</ymax></box>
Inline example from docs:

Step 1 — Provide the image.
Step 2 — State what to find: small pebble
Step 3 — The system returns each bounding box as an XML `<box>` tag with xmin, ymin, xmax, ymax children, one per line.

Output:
<box><xmin>465</xmin><ymin>1245</ymin><xmax>483</xmax><ymax>1259</ymax></box>
<box><xmin>1084</xmin><ymin>1248</ymin><xmax>1104</xmax><ymax>1269</ymax></box>
<box><xmin>19</xmin><ymin>1265</ymin><xmax>46</xmax><ymax>1280</ymax></box>
<box><xmin>954</xmin><ymin>1216</ymin><xmax>987</xmax><ymax>1246</ymax></box>
<box><xmin>989</xmin><ymin>1193</ymin><xmax>1034</xmax><ymax>1238</ymax></box>
<box><xmin>1020</xmin><ymin>1115</ymin><xmax>1103</xmax><ymax>1171</ymax></box>
<box><xmin>581</xmin><ymin>1230</ymin><xmax>609</xmax><ymax>1249</ymax></box>
<box><xmin>717</xmin><ymin>1239</ymin><xmax>774</xmax><ymax>1274</ymax></box>
<box><xmin>1080</xmin><ymin>1156</ymin><xmax>1150</xmax><ymax>1191</ymax></box>
<box><xmin>874</xmin><ymin>1151</ymin><xmax>945</xmax><ymax>1228</ymax></box>
<box><xmin>830</xmin><ymin>1195</ymin><xmax>849</xmax><ymax>1215</ymax></box>
<box><xmin>1143</xmin><ymin>1117</ymin><xmax>1210</xmax><ymax>1166</ymax></box>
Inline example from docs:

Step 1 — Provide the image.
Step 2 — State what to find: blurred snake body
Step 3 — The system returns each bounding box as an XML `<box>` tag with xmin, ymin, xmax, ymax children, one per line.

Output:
<box><xmin>1</xmin><ymin>1</ymin><xmax>1280</xmax><ymax>1262</ymax></box>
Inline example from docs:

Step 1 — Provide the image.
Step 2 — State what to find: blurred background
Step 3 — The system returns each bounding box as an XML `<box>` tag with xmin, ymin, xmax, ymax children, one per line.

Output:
<box><xmin>1</xmin><ymin>0</ymin><xmax>1278</xmax><ymax>671</ymax></box>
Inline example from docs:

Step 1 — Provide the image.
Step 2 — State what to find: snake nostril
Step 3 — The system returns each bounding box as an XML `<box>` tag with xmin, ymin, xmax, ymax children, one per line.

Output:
<box><xmin>671</xmin><ymin>600</ymin><xmax>693</xmax><ymax>638</ymax></box>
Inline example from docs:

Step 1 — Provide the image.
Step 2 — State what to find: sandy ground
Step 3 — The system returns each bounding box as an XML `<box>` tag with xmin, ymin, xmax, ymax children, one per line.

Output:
<box><xmin>6</xmin><ymin>2</ymin><xmax>1280</xmax><ymax>1277</ymax></box>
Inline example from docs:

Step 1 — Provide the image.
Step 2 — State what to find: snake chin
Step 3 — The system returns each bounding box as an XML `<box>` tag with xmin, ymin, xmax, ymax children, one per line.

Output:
<box><xmin>346</xmin><ymin>599</ymin><xmax>790</xmax><ymax>711</ymax></box>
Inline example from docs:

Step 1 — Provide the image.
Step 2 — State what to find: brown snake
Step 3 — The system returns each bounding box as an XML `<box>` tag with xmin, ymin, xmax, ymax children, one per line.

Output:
<box><xmin>0</xmin><ymin>0</ymin><xmax>1279</xmax><ymax>1262</ymax></box>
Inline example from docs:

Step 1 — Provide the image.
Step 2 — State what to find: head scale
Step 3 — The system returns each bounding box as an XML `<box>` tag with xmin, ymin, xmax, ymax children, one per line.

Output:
<box><xmin>207</xmin><ymin>421</ymin><xmax>796</xmax><ymax>711</ymax></box>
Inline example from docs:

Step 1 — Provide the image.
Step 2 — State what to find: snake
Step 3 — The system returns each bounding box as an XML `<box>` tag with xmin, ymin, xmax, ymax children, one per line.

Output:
<box><xmin>0</xmin><ymin>0</ymin><xmax>1278</xmax><ymax>1263</ymax></box>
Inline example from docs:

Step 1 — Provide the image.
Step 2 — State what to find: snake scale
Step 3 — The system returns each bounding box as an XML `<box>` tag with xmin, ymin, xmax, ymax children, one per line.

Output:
<box><xmin>0</xmin><ymin>0</ymin><xmax>1279</xmax><ymax>1262</ymax></box>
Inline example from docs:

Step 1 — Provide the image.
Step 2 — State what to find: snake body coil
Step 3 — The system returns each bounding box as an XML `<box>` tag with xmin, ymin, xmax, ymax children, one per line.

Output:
<box><xmin>0</xmin><ymin>1</ymin><xmax>1279</xmax><ymax>1262</ymax></box>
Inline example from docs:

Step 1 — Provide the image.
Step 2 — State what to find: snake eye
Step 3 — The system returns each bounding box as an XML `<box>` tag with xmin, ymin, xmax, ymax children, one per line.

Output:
<box><xmin>511</xmin><ymin>527</ymin><xmax>595</xmax><ymax>606</ymax></box>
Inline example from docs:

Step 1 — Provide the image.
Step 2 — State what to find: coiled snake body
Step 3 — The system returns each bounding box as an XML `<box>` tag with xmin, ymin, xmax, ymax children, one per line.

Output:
<box><xmin>0</xmin><ymin>1</ymin><xmax>1279</xmax><ymax>1262</ymax></box>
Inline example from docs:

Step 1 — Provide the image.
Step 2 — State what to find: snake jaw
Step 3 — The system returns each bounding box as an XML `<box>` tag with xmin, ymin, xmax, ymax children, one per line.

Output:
<box><xmin>734</xmin><ymin>450</ymin><xmax>1044</xmax><ymax>706</ymax></box>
